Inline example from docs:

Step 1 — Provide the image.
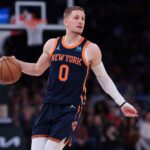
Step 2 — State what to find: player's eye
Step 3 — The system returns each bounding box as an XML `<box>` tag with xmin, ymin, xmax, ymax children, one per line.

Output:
<box><xmin>74</xmin><ymin>16</ymin><xmax>79</xmax><ymax>20</ymax></box>
<box><xmin>82</xmin><ymin>17</ymin><xmax>85</xmax><ymax>21</ymax></box>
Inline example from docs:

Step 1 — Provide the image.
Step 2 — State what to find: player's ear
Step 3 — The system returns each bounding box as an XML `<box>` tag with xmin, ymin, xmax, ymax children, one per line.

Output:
<box><xmin>63</xmin><ymin>19</ymin><xmax>68</xmax><ymax>27</ymax></box>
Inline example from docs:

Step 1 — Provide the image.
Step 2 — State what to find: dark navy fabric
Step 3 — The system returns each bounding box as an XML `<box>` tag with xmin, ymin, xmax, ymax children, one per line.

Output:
<box><xmin>32</xmin><ymin>37</ymin><xmax>88</xmax><ymax>141</ymax></box>
<box><xmin>43</xmin><ymin>37</ymin><xmax>88</xmax><ymax>106</ymax></box>
<box><xmin>32</xmin><ymin>103</ymin><xmax>77</xmax><ymax>140</ymax></box>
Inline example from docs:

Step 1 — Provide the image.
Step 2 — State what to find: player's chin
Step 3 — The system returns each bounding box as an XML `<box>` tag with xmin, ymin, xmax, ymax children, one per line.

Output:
<box><xmin>74</xmin><ymin>30</ymin><xmax>83</xmax><ymax>35</ymax></box>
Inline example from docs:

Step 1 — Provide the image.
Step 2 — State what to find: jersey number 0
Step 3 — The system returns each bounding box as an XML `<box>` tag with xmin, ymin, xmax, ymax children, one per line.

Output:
<box><xmin>58</xmin><ymin>64</ymin><xmax>69</xmax><ymax>81</ymax></box>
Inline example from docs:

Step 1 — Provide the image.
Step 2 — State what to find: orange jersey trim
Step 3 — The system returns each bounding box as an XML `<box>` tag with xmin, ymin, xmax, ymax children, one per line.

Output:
<box><xmin>62</xmin><ymin>36</ymin><xmax>84</xmax><ymax>49</ymax></box>
<box><xmin>49</xmin><ymin>37</ymin><xmax>59</xmax><ymax>57</ymax></box>
<box><xmin>32</xmin><ymin>135</ymin><xmax>61</xmax><ymax>143</ymax></box>
<box><xmin>82</xmin><ymin>40</ymin><xmax>90</xmax><ymax>67</ymax></box>
<box><xmin>80</xmin><ymin>65</ymin><xmax>90</xmax><ymax>104</ymax></box>
<box><xmin>32</xmin><ymin>134</ymin><xmax>49</xmax><ymax>138</ymax></box>
<box><xmin>47</xmin><ymin>137</ymin><xmax>61</xmax><ymax>143</ymax></box>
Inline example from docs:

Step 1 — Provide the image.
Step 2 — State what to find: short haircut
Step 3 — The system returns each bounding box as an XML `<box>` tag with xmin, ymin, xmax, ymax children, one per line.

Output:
<box><xmin>63</xmin><ymin>6</ymin><xmax>85</xmax><ymax>19</ymax></box>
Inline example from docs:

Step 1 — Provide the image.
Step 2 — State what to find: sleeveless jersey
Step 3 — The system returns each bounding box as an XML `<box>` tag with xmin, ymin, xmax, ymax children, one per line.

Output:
<box><xmin>43</xmin><ymin>36</ymin><xmax>89</xmax><ymax>106</ymax></box>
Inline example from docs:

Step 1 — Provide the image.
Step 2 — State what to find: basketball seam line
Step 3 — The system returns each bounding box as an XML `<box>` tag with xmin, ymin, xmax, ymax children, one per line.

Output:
<box><xmin>4</xmin><ymin>59</ymin><xmax>14</xmax><ymax>81</ymax></box>
<box><xmin>7</xmin><ymin>58</ymin><xmax>22</xmax><ymax>72</ymax></box>
<box><xmin>0</xmin><ymin>61</ymin><xmax>3</xmax><ymax>80</ymax></box>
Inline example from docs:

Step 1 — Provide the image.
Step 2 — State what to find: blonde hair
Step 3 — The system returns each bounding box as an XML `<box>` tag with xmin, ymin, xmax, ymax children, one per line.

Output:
<box><xmin>63</xmin><ymin>6</ymin><xmax>85</xmax><ymax>19</ymax></box>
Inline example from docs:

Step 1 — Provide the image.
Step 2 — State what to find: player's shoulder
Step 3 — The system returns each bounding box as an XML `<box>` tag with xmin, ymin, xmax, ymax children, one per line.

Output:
<box><xmin>43</xmin><ymin>37</ymin><xmax>59</xmax><ymax>53</ymax></box>
<box><xmin>86</xmin><ymin>40</ymin><xmax>101</xmax><ymax>53</ymax></box>
<box><xmin>45</xmin><ymin>38</ymin><xmax>58</xmax><ymax>46</ymax></box>
<box><xmin>88</xmin><ymin>42</ymin><xmax>99</xmax><ymax>48</ymax></box>
<box><xmin>84</xmin><ymin>40</ymin><xmax>102</xmax><ymax>64</ymax></box>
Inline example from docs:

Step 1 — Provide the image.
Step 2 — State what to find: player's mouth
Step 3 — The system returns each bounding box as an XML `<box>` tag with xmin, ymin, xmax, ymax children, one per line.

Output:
<box><xmin>77</xmin><ymin>26</ymin><xmax>83</xmax><ymax>29</ymax></box>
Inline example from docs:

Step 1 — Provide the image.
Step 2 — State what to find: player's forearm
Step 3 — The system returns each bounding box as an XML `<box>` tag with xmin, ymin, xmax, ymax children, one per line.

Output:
<box><xmin>17</xmin><ymin>60</ymin><xmax>42</xmax><ymax>76</ymax></box>
<box><xmin>92</xmin><ymin>62</ymin><xmax>126</xmax><ymax>106</ymax></box>
<box><xmin>97</xmin><ymin>74</ymin><xmax>126</xmax><ymax>106</ymax></box>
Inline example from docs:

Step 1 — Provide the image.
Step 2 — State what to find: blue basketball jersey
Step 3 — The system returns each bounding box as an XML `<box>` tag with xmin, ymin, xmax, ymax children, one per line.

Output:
<box><xmin>43</xmin><ymin>36</ymin><xmax>89</xmax><ymax>106</ymax></box>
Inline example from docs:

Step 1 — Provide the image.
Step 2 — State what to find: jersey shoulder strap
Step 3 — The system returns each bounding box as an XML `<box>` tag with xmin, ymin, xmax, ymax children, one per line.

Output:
<box><xmin>81</xmin><ymin>38</ymin><xmax>90</xmax><ymax>67</ymax></box>
<box><xmin>49</xmin><ymin>37</ymin><xmax>60</xmax><ymax>57</ymax></box>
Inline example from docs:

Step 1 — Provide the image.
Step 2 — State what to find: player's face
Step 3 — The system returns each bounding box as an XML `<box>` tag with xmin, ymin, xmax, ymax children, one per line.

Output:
<box><xmin>64</xmin><ymin>10</ymin><xmax>85</xmax><ymax>34</ymax></box>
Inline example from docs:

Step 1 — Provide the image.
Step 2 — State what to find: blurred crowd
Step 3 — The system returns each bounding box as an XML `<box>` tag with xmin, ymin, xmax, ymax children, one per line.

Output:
<box><xmin>0</xmin><ymin>0</ymin><xmax>150</xmax><ymax>150</ymax></box>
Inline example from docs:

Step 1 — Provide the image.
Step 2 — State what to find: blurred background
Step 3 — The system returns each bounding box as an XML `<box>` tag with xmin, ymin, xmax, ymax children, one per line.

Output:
<box><xmin>0</xmin><ymin>0</ymin><xmax>150</xmax><ymax>150</ymax></box>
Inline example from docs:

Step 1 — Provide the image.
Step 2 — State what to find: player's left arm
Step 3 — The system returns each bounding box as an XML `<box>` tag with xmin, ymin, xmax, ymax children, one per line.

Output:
<box><xmin>85</xmin><ymin>43</ymin><xmax>138</xmax><ymax>117</ymax></box>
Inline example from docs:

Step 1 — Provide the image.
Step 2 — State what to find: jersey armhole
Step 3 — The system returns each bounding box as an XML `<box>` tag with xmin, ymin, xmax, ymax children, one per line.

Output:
<box><xmin>49</xmin><ymin>37</ymin><xmax>59</xmax><ymax>57</ymax></box>
<box><xmin>82</xmin><ymin>40</ymin><xmax>90</xmax><ymax>67</ymax></box>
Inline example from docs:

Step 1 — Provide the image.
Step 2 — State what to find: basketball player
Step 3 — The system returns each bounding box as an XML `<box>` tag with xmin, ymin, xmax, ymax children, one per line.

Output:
<box><xmin>14</xmin><ymin>6</ymin><xmax>138</xmax><ymax>150</ymax></box>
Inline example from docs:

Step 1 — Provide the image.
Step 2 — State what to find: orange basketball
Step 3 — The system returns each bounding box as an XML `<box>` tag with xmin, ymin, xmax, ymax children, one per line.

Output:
<box><xmin>0</xmin><ymin>57</ymin><xmax>22</xmax><ymax>84</ymax></box>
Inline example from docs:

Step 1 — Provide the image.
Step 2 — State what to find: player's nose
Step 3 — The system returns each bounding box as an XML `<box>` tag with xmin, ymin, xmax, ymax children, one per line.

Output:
<box><xmin>78</xmin><ymin>18</ymin><xmax>84</xmax><ymax>23</ymax></box>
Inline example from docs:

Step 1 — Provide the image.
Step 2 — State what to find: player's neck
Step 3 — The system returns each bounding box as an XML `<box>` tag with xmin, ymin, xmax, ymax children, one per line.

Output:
<box><xmin>64</xmin><ymin>33</ymin><xmax>82</xmax><ymax>46</ymax></box>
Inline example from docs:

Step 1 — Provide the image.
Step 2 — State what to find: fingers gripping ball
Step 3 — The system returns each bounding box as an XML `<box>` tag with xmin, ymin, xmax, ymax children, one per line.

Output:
<box><xmin>0</xmin><ymin>57</ymin><xmax>22</xmax><ymax>84</ymax></box>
